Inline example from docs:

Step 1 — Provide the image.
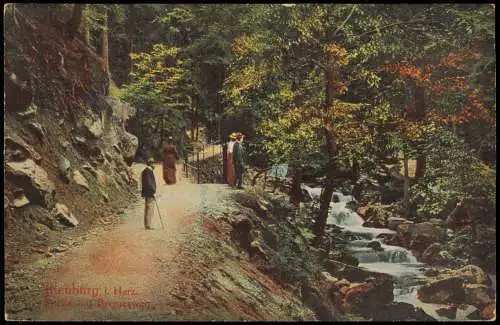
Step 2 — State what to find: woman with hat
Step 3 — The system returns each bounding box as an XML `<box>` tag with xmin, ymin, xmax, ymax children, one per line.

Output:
<box><xmin>162</xmin><ymin>136</ymin><xmax>179</xmax><ymax>185</ymax></box>
<box><xmin>226</xmin><ymin>133</ymin><xmax>237</xmax><ymax>187</ymax></box>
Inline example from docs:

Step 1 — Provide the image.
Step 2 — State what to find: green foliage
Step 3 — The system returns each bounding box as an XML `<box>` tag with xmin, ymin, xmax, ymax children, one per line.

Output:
<box><xmin>72</xmin><ymin>3</ymin><xmax>495</xmax><ymax>225</ymax></box>
<box><xmin>120</xmin><ymin>43</ymin><xmax>192</xmax><ymax>158</ymax></box>
<box><xmin>409</xmin><ymin>128</ymin><xmax>496</xmax><ymax>219</ymax></box>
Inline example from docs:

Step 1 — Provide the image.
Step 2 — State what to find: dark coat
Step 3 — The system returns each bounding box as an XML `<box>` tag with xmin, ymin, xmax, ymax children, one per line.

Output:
<box><xmin>232</xmin><ymin>142</ymin><xmax>245</xmax><ymax>172</ymax></box>
<box><xmin>141</xmin><ymin>167</ymin><xmax>156</xmax><ymax>198</ymax></box>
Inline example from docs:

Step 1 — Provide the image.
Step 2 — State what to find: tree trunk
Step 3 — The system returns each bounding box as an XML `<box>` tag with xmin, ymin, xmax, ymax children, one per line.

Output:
<box><xmin>352</xmin><ymin>159</ymin><xmax>360</xmax><ymax>182</ymax></box>
<box><xmin>66</xmin><ymin>4</ymin><xmax>84</xmax><ymax>39</ymax></box>
<box><xmin>190</xmin><ymin>111</ymin><xmax>195</xmax><ymax>141</ymax></box>
<box><xmin>290</xmin><ymin>167</ymin><xmax>302</xmax><ymax>209</ymax></box>
<box><xmin>194</xmin><ymin>98</ymin><xmax>199</xmax><ymax>141</ymax></box>
<box><xmin>101</xmin><ymin>9</ymin><xmax>110</xmax><ymax>78</ymax></box>
<box><xmin>313</xmin><ymin>49</ymin><xmax>339</xmax><ymax>243</ymax></box>
<box><xmin>313</xmin><ymin>131</ymin><xmax>337</xmax><ymax>242</ymax></box>
<box><xmin>413</xmin><ymin>84</ymin><xmax>426</xmax><ymax>179</ymax></box>
<box><xmin>83</xmin><ymin>24</ymin><xmax>91</xmax><ymax>46</ymax></box>
<box><xmin>127</xmin><ymin>5</ymin><xmax>135</xmax><ymax>81</ymax></box>
<box><xmin>403</xmin><ymin>150</ymin><xmax>410</xmax><ymax>218</ymax></box>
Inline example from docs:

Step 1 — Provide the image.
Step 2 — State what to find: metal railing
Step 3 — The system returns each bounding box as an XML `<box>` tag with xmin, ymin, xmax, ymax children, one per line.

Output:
<box><xmin>183</xmin><ymin>140</ymin><xmax>223</xmax><ymax>184</ymax></box>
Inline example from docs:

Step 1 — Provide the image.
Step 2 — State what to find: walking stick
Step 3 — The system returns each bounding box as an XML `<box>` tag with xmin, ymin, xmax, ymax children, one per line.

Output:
<box><xmin>154</xmin><ymin>198</ymin><xmax>165</xmax><ymax>230</ymax></box>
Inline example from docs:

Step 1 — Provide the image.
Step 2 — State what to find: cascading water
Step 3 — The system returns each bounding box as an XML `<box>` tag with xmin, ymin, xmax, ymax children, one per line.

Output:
<box><xmin>301</xmin><ymin>184</ymin><xmax>477</xmax><ymax>321</ymax></box>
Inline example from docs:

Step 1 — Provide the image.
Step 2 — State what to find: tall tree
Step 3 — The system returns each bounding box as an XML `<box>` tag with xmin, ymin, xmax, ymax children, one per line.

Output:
<box><xmin>66</xmin><ymin>4</ymin><xmax>84</xmax><ymax>39</ymax></box>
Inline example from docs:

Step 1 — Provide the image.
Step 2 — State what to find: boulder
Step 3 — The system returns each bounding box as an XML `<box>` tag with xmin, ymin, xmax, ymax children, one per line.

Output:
<box><xmin>356</xmin><ymin>206</ymin><xmax>371</xmax><ymax>220</ymax></box>
<box><xmin>434</xmin><ymin>250</ymin><xmax>458</xmax><ymax>266</ymax></box>
<box><xmin>90</xmin><ymin>146</ymin><xmax>105</xmax><ymax>164</ymax></box>
<box><xmin>11</xmin><ymin>194</ymin><xmax>30</xmax><ymax>208</ymax></box>
<box><xmin>74</xmin><ymin>136</ymin><xmax>86</xmax><ymax>144</ymax></box>
<box><xmin>397</xmin><ymin>222</ymin><xmax>447</xmax><ymax>253</ymax></box>
<box><xmin>345</xmin><ymin>200</ymin><xmax>358</xmax><ymax>212</ymax></box>
<box><xmin>463</xmin><ymin>284</ymin><xmax>494</xmax><ymax>308</ymax></box>
<box><xmin>82</xmin><ymin>164</ymin><xmax>98</xmax><ymax>177</ymax></box>
<box><xmin>466</xmin><ymin>309</ymin><xmax>484</xmax><ymax>320</ymax></box>
<box><xmin>416</xmin><ymin>276</ymin><xmax>465</xmax><ymax>304</ymax></box>
<box><xmin>60</xmin><ymin>140</ymin><xmax>70</xmax><ymax>148</ymax></box>
<box><xmin>4</xmin><ymin>136</ymin><xmax>42</xmax><ymax>163</ymax></box>
<box><xmin>99</xmin><ymin>189</ymin><xmax>109</xmax><ymax>203</ymax></box>
<box><xmin>231</xmin><ymin>215</ymin><xmax>253</xmax><ymax>250</ymax></box>
<box><xmin>329</xmin><ymin>251</ymin><xmax>359</xmax><ymax>267</ymax></box>
<box><xmin>481</xmin><ymin>303</ymin><xmax>496</xmax><ymax>320</ymax></box>
<box><xmin>358</xmin><ymin>204</ymin><xmax>394</xmax><ymax>228</ymax></box>
<box><xmin>372</xmin><ymin>302</ymin><xmax>436</xmax><ymax>321</ymax></box>
<box><xmin>342</xmin><ymin>277</ymin><xmax>394</xmax><ymax>315</ymax></box>
<box><xmin>113</xmin><ymin>144</ymin><xmax>122</xmax><ymax>154</ymax></box>
<box><xmin>73</xmin><ymin>170</ymin><xmax>90</xmax><ymax>191</ymax></box>
<box><xmin>96</xmin><ymin>169</ymin><xmax>108</xmax><ymax>187</ymax></box>
<box><xmin>83</xmin><ymin>118</ymin><xmax>103</xmax><ymax>138</ymax></box>
<box><xmin>54</xmin><ymin>203</ymin><xmax>79</xmax><ymax>227</ymax></box>
<box><xmin>436</xmin><ymin>306</ymin><xmax>457</xmax><ymax>319</ymax></box>
<box><xmin>423</xmin><ymin>268</ymin><xmax>439</xmax><ymax>277</ymax></box>
<box><xmin>420</xmin><ymin>243</ymin><xmax>442</xmax><ymax>264</ymax></box>
<box><xmin>17</xmin><ymin>103</ymin><xmax>37</xmax><ymax>117</ymax></box>
<box><xmin>5</xmin><ymin>159</ymin><xmax>55</xmax><ymax>208</ymax></box>
<box><xmin>376</xmin><ymin>233</ymin><xmax>400</xmax><ymax>246</ymax></box>
<box><xmin>387</xmin><ymin>217</ymin><xmax>413</xmax><ymax>231</ymax></box>
<box><xmin>119</xmin><ymin>171</ymin><xmax>130</xmax><ymax>184</ymax></box>
<box><xmin>321</xmin><ymin>272</ymin><xmax>339</xmax><ymax>284</ymax></box>
<box><xmin>28</xmin><ymin>121</ymin><xmax>45</xmax><ymax>140</ymax></box>
<box><xmin>448</xmin><ymin>265</ymin><xmax>491</xmax><ymax>286</ymax></box>
<box><xmin>105</xmin><ymin>96</ymin><xmax>136</xmax><ymax>121</ymax></box>
<box><xmin>323</xmin><ymin>259</ymin><xmax>394</xmax><ymax>285</ymax></box>
<box><xmin>120</xmin><ymin>131</ymin><xmax>138</xmax><ymax>159</ymax></box>
<box><xmin>335</xmin><ymin>279</ymin><xmax>351</xmax><ymax>288</ymax></box>
<box><xmin>57</xmin><ymin>156</ymin><xmax>72</xmax><ymax>181</ymax></box>
<box><xmin>104</xmin><ymin>151</ymin><xmax>114</xmax><ymax>163</ymax></box>
<box><xmin>367</xmin><ymin>241</ymin><xmax>384</xmax><ymax>251</ymax></box>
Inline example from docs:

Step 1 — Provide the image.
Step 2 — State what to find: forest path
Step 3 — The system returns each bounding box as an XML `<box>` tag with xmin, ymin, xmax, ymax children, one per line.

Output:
<box><xmin>34</xmin><ymin>164</ymin><xmax>233</xmax><ymax>320</ymax></box>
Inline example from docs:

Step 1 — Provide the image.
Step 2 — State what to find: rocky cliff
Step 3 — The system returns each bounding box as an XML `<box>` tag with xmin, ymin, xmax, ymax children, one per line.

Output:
<box><xmin>4</xmin><ymin>5</ymin><xmax>140</xmax><ymax>272</ymax></box>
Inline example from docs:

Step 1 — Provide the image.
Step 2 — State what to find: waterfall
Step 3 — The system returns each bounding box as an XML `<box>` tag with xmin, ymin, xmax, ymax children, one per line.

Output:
<box><xmin>302</xmin><ymin>183</ymin><xmax>477</xmax><ymax>321</ymax></box>
<box><xmin>301</xmin><ymin>184</ymin><xmax>418</xmax><ymax>271</ymax></box>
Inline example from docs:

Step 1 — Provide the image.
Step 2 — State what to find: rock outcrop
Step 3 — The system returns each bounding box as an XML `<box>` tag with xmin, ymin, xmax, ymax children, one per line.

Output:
<box><xmin>6</xmin><ymin>159</ymin><xmax>56</xmax><ymax>208</ymax></box>
<box><xmin>4</xmin><ymin>4</ymin><xmax>140</xmax><ymax>274</ymax></box>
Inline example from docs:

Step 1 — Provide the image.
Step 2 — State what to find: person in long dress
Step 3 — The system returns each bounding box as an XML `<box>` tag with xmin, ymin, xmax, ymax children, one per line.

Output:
<box><xmin>226</xmin><ymin>133</ymin><xmax>237</xmax><ymax>187</ymax></box>
<box><xmin>162</xmin><ymin>139</ymin><xmax>179</xmax><ymax>185</ymax></box>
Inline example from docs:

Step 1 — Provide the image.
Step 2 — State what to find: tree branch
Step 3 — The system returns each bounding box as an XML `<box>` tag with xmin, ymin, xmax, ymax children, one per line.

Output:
<box><xmin>352</xmin><ymin>18</ymin><xmax>429</xmax><ymax>39</ymax></box>
<box><xmin>334</xmin><ymin>5</ymin><xmax>356</xmax><ymax>36</ymax></box>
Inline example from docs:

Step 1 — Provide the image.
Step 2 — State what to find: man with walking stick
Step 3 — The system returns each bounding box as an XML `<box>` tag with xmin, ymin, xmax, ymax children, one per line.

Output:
<box><xmin>141</xmin><ymin>158</ymin><xmax>159</xmax><ymax>230</ymax></box>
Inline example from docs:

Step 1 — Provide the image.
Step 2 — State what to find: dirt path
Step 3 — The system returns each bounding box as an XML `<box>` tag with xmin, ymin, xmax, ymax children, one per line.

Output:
<box><xmin>30</xmin><ymin>164</ymin><xmax>232</xmax><ymax>320</ymax></box>
<box><xmin>6</xmin><ymin>163</ymin><xmax>314</xmax><ymax>321</ymax></box>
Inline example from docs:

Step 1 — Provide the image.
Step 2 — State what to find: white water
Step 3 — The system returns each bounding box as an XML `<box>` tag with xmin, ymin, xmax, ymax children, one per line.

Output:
<box><xmin>302</xmin><ymin>184</ymin><xmax>478</xmax><ymax>321</ymax></box>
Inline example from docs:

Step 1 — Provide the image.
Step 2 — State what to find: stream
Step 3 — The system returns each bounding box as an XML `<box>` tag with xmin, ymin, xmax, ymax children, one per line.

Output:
<box><xmin>302</xmin><ymin>185</ymin><xmax>492</xmax><ymax>321</ymax></box>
